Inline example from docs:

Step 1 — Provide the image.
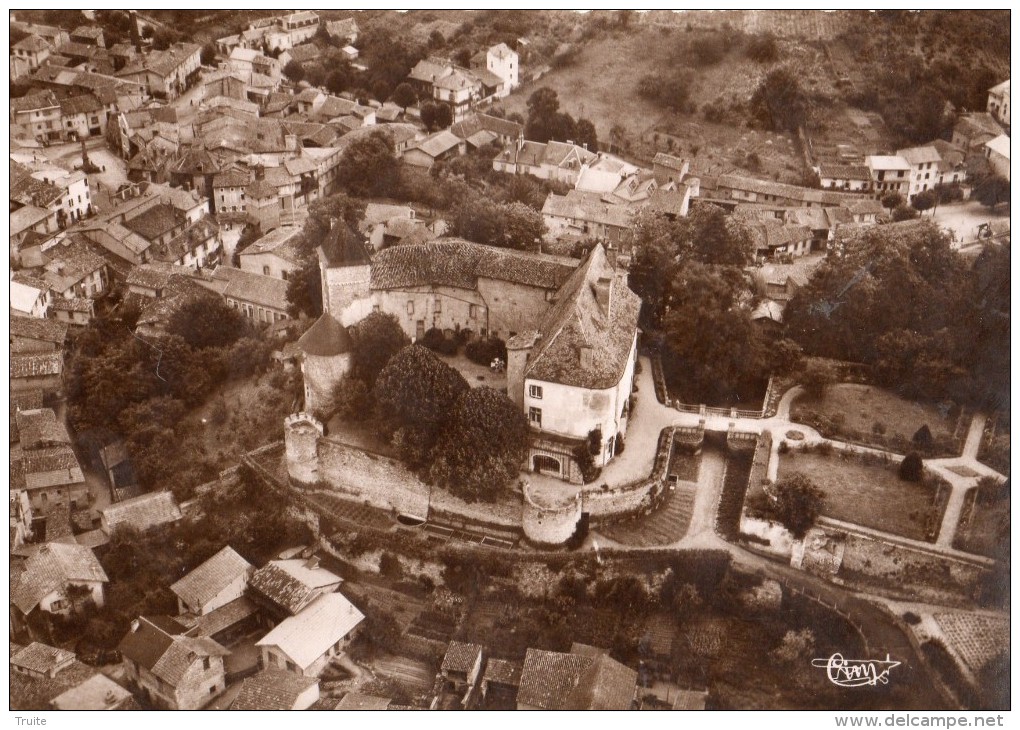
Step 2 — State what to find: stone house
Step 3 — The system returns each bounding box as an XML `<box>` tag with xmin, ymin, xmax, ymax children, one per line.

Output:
<box><xmin>255</xmin><ymin>592</ymin><xmax>364</xmax><ymax>678</ymax></box>
<box><xmin>517</xmin><ymin>644</ymin><xmax>636</xmax><ymax>710</ymax></box>
<box><xmin>10</xmin><ymin>315</ymin><xmax>67</xmax><ymax>354</ymax></box>
<box><xmin>238</xmin><ymin>225</ymin><xmax>303</xmax><ymax>280</ymax></box>
<box><xmin>118</xmin><ymin>616</ymin><xmax>229</xmax><ymax>710</ymax></box>
<box><xmin>10</xmin><ymin>543</ymin><xmax>108</xmax><ymax>634</ymax></box>
<box><xmin>896</xmin><ymin>146</ymin><xmax>942</xmax><ymax>201</ymax></box>
<box><xmin>248</xmin><ymin>556</ymin><xmax>343</xmax><ymax>620</ymax></box>
<box><xmin>230</xmin><ymin>669</ymin><xmax>319</xmax><ymax>710</ymax></box>
<box><xmin>441</xmin><ymin>641</ymin><xmax>484</xmax><ymax>692</ymax></box>
<box><xmin>864</xmin><ymin>155</ymin><xmax>911</xmax><ymax>198</ymax></box>
<box><xmin>170</xmin><ymin>546</ymin><xmax>254</xmax><ymax>617</ymax></box>
<box><xmin>10</xmin><ymin>352</ymin><xmax>64</xmax><ymax>397</ymax></box>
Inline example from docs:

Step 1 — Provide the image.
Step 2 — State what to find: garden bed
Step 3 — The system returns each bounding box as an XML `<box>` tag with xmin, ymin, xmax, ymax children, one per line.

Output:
<box><xmin>791</xmin><ymin>384</ymin><xmax>962</xmax><ymax>457</ymax></box>
<box><xmin>952</xmin><ymin>486</ymin><xmax>1009</xmax><ymax>559</ymax></box>
<box><xmin>716</xmin><ymin>445</ymin><xmax>755</xmax><ymax>540</ymax></box>
<box><xmin>774</xmin><ymin>448</ymin><xmax>948</xmax><ymax>542</ymax></box>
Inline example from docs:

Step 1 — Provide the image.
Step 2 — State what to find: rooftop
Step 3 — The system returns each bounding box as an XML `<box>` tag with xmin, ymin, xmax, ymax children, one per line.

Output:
<box><xmin>11</xmin><ymin>543</ymin><xmax>108</xmax><ymax>615</ymax></box>
<box><xmin>441</xmin><ymin>641</ymin><xmax>483</xmax><ymax>674</ymax></box>
<box><xmin>231</xmin><ymin>669</ymin><xmax>318</xmax><ymax>710</ymax></box>
<box><xmin>256</xmin><ymin>592</ymin><xmax>364</xmax><ymax>670</ymax></box>
<box><xmin>170</xmin><ymin>546</ymin><xmax>253</xmax><ymax>612</ymax></box>
<box><xmin>249</xmin><ymin>558</ymin><xmax>343</xmax><ymax>616</ymax></box>
<box><xmin>101</xmin><ymin>491</ymin><xmax>181</xmax><ymax>533</ymax></box>
<box><xmin>10</xmin><ymin>642</ymin><xmax>76</xmax><ymax>677</ymax></box>
<box><xmin>118</xmin><ymin>617</ymin><xmax>228</xmax><ymax>687</ymax></box>
<box><xmin>9</xmin><ymin>315</ymin><xmax>67</xmax><ymax>346</ymax></box>
<box><xmin>518</xmin><ymin>645</ymin><xmax>636</xmax><ymax>710</ymax></box>
<box><xmin>16</xmin><ymin>408</ymin><xmax>71</xmax><ymax>450</ymax></box>
<box><xmin>298</xmin><ymin>313</ymin><xmax>354</xmax><ymax>357</ymax></box>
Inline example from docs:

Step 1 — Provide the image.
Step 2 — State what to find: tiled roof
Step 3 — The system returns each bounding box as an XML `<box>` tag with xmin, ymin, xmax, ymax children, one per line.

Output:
<box><xmin>170</xmin><ymin>546</ymin><xmax>253</xmax><ymax>612</ymax></box>
<box><xmin>10</xmin><ymin>642</ymin><xmax>75</xmax><ymax>676</ymax></box>
<box><xmin>298</xmin><ymin>313</ymin><xmax>353</xmax><ymax>356</ymax></box>
<box><xmin>256</xmin><ymin>592</ymin><xmax>364</xmax><ymax>670</ymax></box>
<box><xmin>16</xmin><ymin>409</ymin><xmax>71</xmax><ymax>450</ymax></box>
<box><xmin>319</xmin><ymin>222</ymin><xmax>370</xmax><ymax>267</ymax></box>
<box><xmin>644</xmin><ymin>187</ymin><xmax>689</xmax><ymax>217</ymax></box>
<box><xmin>118</xmin><ymin>618</ymin><xmax>228</xmax><ymax>686</ymax></box>
<box><xmin>10</xmin><ymin>161</ymin><xmax>63</xmax><ymax>208</ymax></box>
<box><xmin>520</xmin><ymin>245</ymin><xmax>640</xmax><ymax>390</ymax></box>
<box><xmin>249</xmin><ymin>559</ymin><xmax>342</xmax><ymax>616</ymax></box>
<box><xmin>10</xmin><ymin>315</ymin><xmax>67</xmax><ymax>346</ymax></box>
<box><xmin>370</xmin><ymin>238</ymin><xmax>576</xmax><ymax>292</ymax></box>
<box><xmin>11</xmin><ymin>352</ymin><xmax>63</xmax><ymax>380</ymax></box>
<box><xmin>240</xmin><ymin>226</ymin><xmax>304</xmax><ymax>263</ymax></box>
<box><xmin>286</xmin><ymin>43</ymin><xmax>319</xmax><ymax>64</ymax></box>
<box><xmin>818</xmin><ymin>163</ymin><xmax>871</xmax><ymax>180</ymax></box>
<box><xmin>149</xmin><ymin>217</ymin><xmax>218</xmax><ymax>264</ymax></box>
<box><xmin>518</xmin><ymin>646</ymin><xmax>636</xmax><ymax>710</ymax></box>
<box><xmin>125</xmin><ymin>262</ymin><xmax>177</xmax><ymax>291</ymax></box>
<box><xmin>42</xmin><ymin>236</ymin><xmax>107</xmax><ymax>293</ymax></box>
<box><xmin>672</xmin><ymin>688</ymin><xmax>708</xmax><ymax>710</ymax></box>
<box><xmin>653</xmin><ymin>152</ymin><xmax>689</xmax><ymax>171</ymax></box>
<box><xmin>865</xmin><ymin>155</ymin><xmax>911</xmax><ymax>171</ymax></box>
<box><xmin>209</xmin><ymin>266</ymin><xmax>289</xmax><ymax>311</ymax></box>
<box><xmin>409</xmin><ymin>57</ymin><xmax>453</xmax><ymax>84</ymax></box>
<box><xmin>441</xmin><ymin>641</ymin><xmax>483</xmax><ymax>674</ymax></box>
<box><xmin>48</xmin><ymin>297</ymin><xmax>94</xmax><ymax>314</ymax></box>
<box><xmin>717</xmin><ymin>174</ymin><xmax>861</xmax><ymax>206</ymax></box>
<box><xmin>123</xmin><ymin>203</ymin><xmax>185</xmax><ymax>242</ymax></box>
<box><xmin>101</xmin><ymin>491</ymin><xmax>181</xmax><ymax>533</ymax></box>
<box><xmin>58</xmin><ymin>94</ymin><xmax>103</xmax><ymax>116</ymax></box>
<box><xmin>954</xmin><ymin>112</ymin><xmax>1005</xmax><ymax>140</ymax></box>
<box><xmin>213</xmin><ymin>168</ymin><xmax>252</xmax><ymax>188</ymax></box>
<box><xmin>194</xmin><ymin>596</ymin><xmax>258</xmax><ymax>638</ymax></box>
<box><xmin>746</xmin><ymin>219</ymin><xmax>813</xmax><ymax>252</ymax></box>
<box><xmin>10</xmin><ymin>91</ymin><xmax>60</xmax><ymax>113</ymax></box>
<box><xmin>896</xmin><ymin>146</ymin><xmax>941</xmax><ymax>166</ymax></box>
<box><xmin>13</xmin><ymin>34</ymin><xmax>51</xmax><ymax>52</ymax></box>
<box><xmin>231</xmin><ymin>669</ymin><xmax>318</xmax><ymax>710</ymax></box>
<box><xmin>842</xmin><ymin>198</ymin><xmax>884</xmax><ymax>216</ymax></box>
<box><xmin>334</xmin><ymin>692</ymin><xmax>391</xmax><ymax>710</ymax></box>
<box><xmin>11</xmin><ymin>543</ymin><xmax>108</xmax><ymax>614</ymax></box>
<box><xmin>9</xmin><ymin>657</ymin><xmax>98</xmax><ymax>711</ymax></box>
<box><xmin>245</xmin><ymin>179</ymin><xmax>277</xmax><ymax>199</ymax></box>
<box><xmin>542</xmin><ymin>190</ymin><xmax>633</xmax><ymax>229</ymax></box>
<box><xmin>483</xmin><ymin>658</ymin><xmax>522</xmax><ymax>686</ymax></box>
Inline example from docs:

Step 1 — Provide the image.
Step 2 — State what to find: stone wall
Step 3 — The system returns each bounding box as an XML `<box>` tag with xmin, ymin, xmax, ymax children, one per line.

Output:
<box><xmin>301</xmin><ymin>351</ymin><xmax>351</xmax><ymax>416</ymax></box>
<box><xmin>521</xmin><ymin>483</ymin><xmax>581</xmax><ymax>546</ymax></box>
<box><xmin>316</xmin><ymin>438</ymin><xmax>430</xmax><ymax>519</ymax></box>
<box><xmin>285</xmin><ymin>412</ymin><xmax>323</xmax><ymax>483</ymax></box>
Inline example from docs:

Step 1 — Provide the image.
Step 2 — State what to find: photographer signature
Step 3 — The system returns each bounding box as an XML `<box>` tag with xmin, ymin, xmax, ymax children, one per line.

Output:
<box><xmin>812</xmin><ymin>653</ymin><xmax>901</xmax><ymax>687</ymax></box>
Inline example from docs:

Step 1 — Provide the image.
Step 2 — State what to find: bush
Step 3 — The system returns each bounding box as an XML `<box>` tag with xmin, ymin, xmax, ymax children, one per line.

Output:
<box><xmin>614</xmin><ymin>432</ymin><xmax>625</xmax><ymax>455</ymax></box>
<box><xmin>420</xmin><ymin>327</ymin><xmax>458</xmax><ymax>356</ymax></box>
<box><xmin>903</xmin><ymin>611</ymin><xmax>922</xmax><ymax>625</ymax></box>
<box><xmin>465</xmin><ymin>337</ymin><xmax>507</xmax><ymax>366</ymax></box>
<box><xmin>899</xmin><ymin>452</ymin><xmax>924</xmax><ymax>482</ymax></box>
<box><xmin>913</xmin><ymin>424</ymin><xmax>934</xmax><ymax>450</ymax></box>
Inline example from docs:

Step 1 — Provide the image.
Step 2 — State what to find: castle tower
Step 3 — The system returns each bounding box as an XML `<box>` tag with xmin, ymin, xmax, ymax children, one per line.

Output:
<box><xmin>285</xmin><ymin>412</ymin><xmax>323</xmax><ymax>483</ymax></box>
<box><xmin>317</xmin><ymin>220</ymin><xmax>372</xmax><ymax>325</ymax></box>
<box><xmin>296</xmin><ymin>312</ymin><xmax>354</xmax><ymax>417</ymax></box>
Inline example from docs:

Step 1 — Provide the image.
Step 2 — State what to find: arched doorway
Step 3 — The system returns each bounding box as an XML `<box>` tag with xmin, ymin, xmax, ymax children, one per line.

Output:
<box><xmin>533</xmin><ymin>454</ymin><xmax>561</xmax><ymax>476</ymax></box>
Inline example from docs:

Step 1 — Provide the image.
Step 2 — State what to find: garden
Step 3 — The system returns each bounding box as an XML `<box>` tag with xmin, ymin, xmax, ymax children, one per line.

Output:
<box><xmin>771</xmin><ymin>447</ymin><xmax>949</xmax><ymax>542</ymax></box>
<box><xmin>791</xmin><ymin>383</ymin><xmax>964</xmax><ymax>457</ymax></box>
<box><xmin>952</xmin><ymin>480</ymin><xmax>1010</xmax><ymax>560</ymax></box>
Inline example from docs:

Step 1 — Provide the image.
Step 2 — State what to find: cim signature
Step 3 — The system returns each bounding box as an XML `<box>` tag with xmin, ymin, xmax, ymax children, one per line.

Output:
<box><xmin>812</xmin><ymin>653</ymin><xmax>902</xmax><ymax>687</ymax></box>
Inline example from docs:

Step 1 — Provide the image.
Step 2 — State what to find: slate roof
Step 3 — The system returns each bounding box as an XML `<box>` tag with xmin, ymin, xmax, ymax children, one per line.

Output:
<box><xmin>10</xmin><ymin>642</ymin><xmax>76</xmax><ymax>676</ymax></box>
<box><xmin>118</xmin><ymin>618</ymin><xmax>228</xmax><ymax>687</ymax></box>
<box><xmin>10</xmin><ymin>543</ymin><xmax>108</xmax><ymax>614</ymax></box>
<box><xmin>319</xmin><ymin>221</ymin><xmax>371</xmax><ymax>267</ymax></box>
<box><xmin>231</xmin><ymin>669</ymin><xmax>318</xmax><ymax>710</ymax></box>
<box><xmin>518</xmin><ymin>244</ymin><xmax>640</xmax><ymax>390</ymax></box>
<box><xmin>483</xmin><ymin>658</ymin><xmax>522</xmax><ymax>686</ymax></box>
<box><xmin>334</xmin><ymin>692</ymin><xmax>391</xmax><ymax>710</ymax></box>
<box><xmin>256</xmin><ymin>592</ymin><xmax>364</xmax><ymax>670</ymax></box>
<box><xmin>370</xmin><ymin>238</ymin><xmax>575</xmax><ymax>292</ymax></box>
<box><xmin>16</xmin><ymin>409</ymin><xmax>71</xmax><ymax>450</ymax></box>
<box><xmin>249</xmin><ymin>559</ymin><xmax>343</xmax><ymax>615</ymax></box>
<box><xmin>11</xmin><ymin>352</ymin><xmax>63</xmax><ymax>380</ymax></box>
<box><xmin>101</xmin><ymin>491</ymin><xmax>181</xmax><ymax>533</ymax></box>
<box><xmin>170</xmin><ymin>546</ymin><xmax>253</xmax><ymax>612</ymax></box>
<box><xmin>10</xmin><ymin>316</ymin><xmax>67</xmax><ymax>346</ymax></box>
<box><xmin>297</xmin><ymin>313</ymin><xmax>354</xmax><ymax>357</ymax></box>
<box><xmin>518</xmin><ymin>646</ymin><xmax>636</xmax><ymax>710</ymax></box>
<box><xmin>441</xmin><ymin>641</ymin><xmax>483</xmax><ymax>674</ymax></box>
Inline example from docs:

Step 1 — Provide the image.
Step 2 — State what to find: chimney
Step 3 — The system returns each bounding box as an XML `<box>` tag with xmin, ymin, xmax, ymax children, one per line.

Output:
<box><xmin>579</xmin><ymin>346</ymin><xmax>593</xmax><ymax>369</ymax></box>
<box><xmin>304</xmin><ymin>555</ymin><xmax>320</xmax><ymax>570</ymax></box>
<box><xmin>606</xmin><ymin>243</ymin><xmax>617</xmax><ymax>269</ymax></box>
<box><xmin>130</xmin><ymin>619</ymin><xmax>140</xmax><ymax>632</ymax></box>
<box><xmin>255</xmin><ymin>164</ymin><xmax>265</xmax><ymax>181</ymax></box>
<box><xmin>595</xmin><ymin>274</ymin><xmax>613</xmax><ymax>316</ymax></box>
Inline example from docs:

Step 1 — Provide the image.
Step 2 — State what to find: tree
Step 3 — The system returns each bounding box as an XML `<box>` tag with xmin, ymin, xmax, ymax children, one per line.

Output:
<box><xmin>448</xmin><ymin>195</ymin><xmax>546</xmax><ymax>251</ymax></box>
<box><xmin>911</xmin><ymin>189</ymin><xmax>937</xmax><ymax>215</ymax></box>
<box><xmin>772</xmin><ymin>628</ymin><xmax>816</xmax><ymax>665</ymax></box>
<box><xmin>974</xmin><ymin>175</ymin><xmax>1010</xmax><ymax>210</ymax></box>
<box><xmin>283</xmin><ymin>59</ymin><xmax>305</xmax><ymax>83</ymax></box>
<box><xmin>350</xmin><ymin>311</ymin><xmax>410</xmax><ymax>387</ymax></box>
<box><xmin>373</xmin><ymin>345</ymin><xmax>469</xmax><ymax>468</ymax></box>
<box><xmin>525</xmin><ymin>87</ymin><xmax>578</xmax><ymax>144</ymax></box>
<box><xmin>574</xmin><ymin>118</ymin><xmax>598</xmax><ymax>152</ymax></box>
<box><xmin>892</xmin><ymin>204</ymin><xmax>919</xmax><ymax>222</ymax></box>
<box><xmin>746</xmin><ymin>33</ymin><xmax>779</xmax><ymax>63</ymax></box>
<box><xmin>301</xmin><ymin>192</ymin><xmax>367</xmax><ymax>248</ymax></box>
<box><xmin>325</xmin><ymin>64</ymin><xmax>354</xmax><ymax>95</ymax></box>
<box><xmin>800</xmin><ymin>360</ymin><xmax>838</xmax><ymax>398</ymax></box>
<box><xmin>912</xmin><ymin>424</ymin><xmax>934</xmax><ymax>450</ymax></box>
<box><xmin>880</xmin><ymin>191</ymin><xmax>904</xmax><ymax>210</ymax></box>
<box><xmin>899</xmin><ymin>452</ymin><xmax>924</xmax><ymax>482</ymax></box>
<box><xmin>335</xmin><ymin>130</ymin><xmax>399</xmax><ymax>198</ymax></box>
<box><xmin>286</xmin><ymin>256</ymin><xmax>323</xmax><ymax>318</ymax></box>
<box><xmin>391</xmin><ymin>82</ymin><xmax>417</xmax><ymax>109</ymax></box>
<box><xmin>167</xmin><ymin>297</ymin><xmax>247</xmax><ymax>350</ymax></box>
<box><xmin>420</xmin><ymin>101</ymin><xmax>453</xmax><ymax>132</ymax></box>
<box><xmin>750</xmin><ymin>67</ymin><xmax>808</xmax><ymax>133</ymax></box>
<box><xmin>767</xmin><ymin>474</ymin><xmax>824</xmax><ymax>539</ymax></box>
<box><xmin>427</xmin><ymin>387</ymin><xmax>530</xmax><ymax>501</ymax></box>
<box><xmin>200</xmin><ymin>43</ymin><xmax>217</xmax><ymax>66</ymax></box>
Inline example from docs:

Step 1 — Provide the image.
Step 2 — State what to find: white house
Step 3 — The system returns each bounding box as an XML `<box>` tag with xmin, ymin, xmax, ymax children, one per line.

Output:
<box><xmin>485</xmin><ymin>42</ymin><xmax>519</xmax><ymax>97</ymax></box>
<box><xmin>865</xmin><ymin>155</ymin><xmax>911</xmax><ymax>198</ymax></box>
<box><xmin>984</xmin><ymin>134</ymin><xmax>1010</xmax><ymax>180</ymax></box>
<box><xmin>170</xmin><ymin>546</ymin><xmax>254</xmax><ymax>617</ymax></box>
<box><xmin>10</xmin><ymin>543</ymin><xmax>108</xmax><ymax>628</ymax></box>
<box><xmin>896</xmin><ymin>146</ymin><xmax>942</xmax><ymax>201</ymax></box>
<box><xmin>987</xmin><ymin>79</ymin><xmax>1010</xmax><ymax>127</ymax></box>
<box><xmin>255</xmin><ymin>592</ymin><xmax>364</xmax><ymax>677</ymax></box>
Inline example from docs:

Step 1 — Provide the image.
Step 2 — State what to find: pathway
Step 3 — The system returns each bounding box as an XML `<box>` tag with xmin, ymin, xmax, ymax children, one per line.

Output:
<box><xmin>685</xmin><ymin>446</ymin><xmax>725</xmax><ymax>538</ymax></box>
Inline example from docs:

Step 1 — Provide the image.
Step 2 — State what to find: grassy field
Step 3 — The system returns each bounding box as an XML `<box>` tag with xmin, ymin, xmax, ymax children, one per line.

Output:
<box><xmin>953</xmin><ymin>488</ymin><xmax>1009</xmax><ymax>559</ymax></box>
<box><xmin>776</xmin><ymin>450</ymin><xmax>945</xmax><ymax>542</ymax></box>
<box><xmin>792</xmin><ymin>384</ymin><xmax>960</xmax><ymax>455</ymax></box>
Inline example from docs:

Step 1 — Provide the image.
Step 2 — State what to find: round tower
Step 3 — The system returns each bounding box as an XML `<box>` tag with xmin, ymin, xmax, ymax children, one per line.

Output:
<box><xmin>285</xmin><ymin>412</ymin><xmax>324</xmax><ymax>483</ymax></box>
<box><xmin>296</xmin><ymin>313</ymin><xmax>354</xmax><ymax>417</ymax></box>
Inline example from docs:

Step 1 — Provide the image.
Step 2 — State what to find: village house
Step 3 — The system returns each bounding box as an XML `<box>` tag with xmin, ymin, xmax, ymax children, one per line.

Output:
<box><xmin>10</xmin><ymin>34</ymin><xmax>54</xmax><ymax>81</ymax></box>
<box><xmin>951</xmin><ymin>112</ymin><xmax>1005</xmax><ymax>152</ymax></box>
<box><xmin>116</xmin><ymin>43</ymin><xmax>202</xmax><ymax>100</ymax></box>
<box><xmin>198</xmin><ymin>264</ymin><xmax>291</xmax><ymax>325</ymax></box>
<box><xmin>713</xmin><ymin>173</ymin><xmax>864</xmax><ymax>208</ymax></box>
<box><xmin>10</xmin><ymin>352</ymin><xmax>64</xmax><ymax>397</ymax></box>
<box><xmin>248</xmin><ymin>556</ymin><xmax>343</xmax><ymax>620</ymax></box>
<box><xmin>238</xmin><ymin>225</ymin><xmax>304</xmax><ymax>280</ymax></box>
<box><xmin>441</xmin><ymin>641</ymin><xmax>485</xmax><ymax>693</ymax></box>
<box><xmin>10</xmin><ymin>543</ymin><xmax>108</xmax><ymax>636</ymax></box>
<box><xmin>987</xmin><ymin>79</ymin><xmax>1010</xmax><ymax>127</ymax></box>
<box><xmin>493</xmin><ymin>138</ymin><xmax>598</xmax><ymax>186</ymax></box>
<box><xmin>542</xmin><ymin>190</ymin><xmax>634</xmax><ymax>245</ymax></box>
<box><xmin>10</xmin><ymin>90</ymin><xmax>62</xmax><ymax>144</ymax></box>
<box><xmin>230</xmin><ymin>669</ymin><xmax>320</xmax><ymax>711</ymax></box>
<box><xmin>49</xmin><ymin>297</ymin><xmax>96</xmax><ymax>329</ymax></box>
<box><xmin>507</xmin><ymin>245</ymin><xmax>640</xmax><ymax>482</ymax></box>
<box><xmin>50</xmin><ymin>673</ymin><xmax>138</xmax><ymax>710</ymax></box>
<box><xmin>16</xmin><ymin>407</ymin><xmax>71</xmax><ymax>451</ymax></box>
<box><xmin>212</xmin><ymin>166</ymin><xmax>252</xmax><ymax>219</ymax></box>
<box><xmin>652</xmin><ymin>152</ymin><xmax>690</xmax><ymax>187</ymax></box>
<box><xmin>516</xmin><ymin>644</ymin><xmax>637</xmax><ymax>710</ymax></box>
<box><xmin>746</xmin><ymin>220</ymin><xmax>815</xmax><ymax>260</ymax></box>
<box><xmin>402</xmin><ymin>129</ymin><xmax>466</xmax><ymax>169</ymax></box>
<box><xmin>118</xmin><ymin>616</ymin><xmax>229</xmax><ymax>710</ymax></box>
<box><xmin>325</xmin><ymin>18</ymin><xmax>359</xmax><ymax>46</ymax></box>
<box><xmin>10</xmin><ymin>642</ymin><xmax>76</xmax><ymax>680</ymax></box>
<box><xmin>481</xmin><ymin>658</ymin><xmax>523</xmax><ymax>707</ymax></box>
<box><xmin>100</xmin><ymin>491</ymin><xmax>182</xmax><ymax>535</ymax></box>
<box><xmin>450</xmin><ymin>112</ymin><xmax>524</xmax><ymax>148</ymax></box>
<box><xmin>255</xmin><ymin>592</ymin><xmax>365</xmax><ymax>678</ymax></box>
<box><xmin>39</xmin><ymin>234</ymin><xmax>109</xmax><ymax>299</ymax></box>
<box><xmin>10</xmin><ymin>274</ymin><xmax>53</xmax><ymax>318</ymax></box>
<box><xmin>864</xmin><ymin>155</ymin><xmax>911</xmax><ymax>198</ymax></box>
<box><xmin>10</xmin><ymin>315</ymin><xmax>67</xmax><ymax>354</ymax></box>
<box><xmin>984</xmin><ymin>134</ymin><xmax>1010</xmax><ymax>180</ymax></box>
<box><xmin>896</xmin><ymin>145</ymin><xmax>942</xmax><ymax>200</ymax></box>
<box><xmin>170</xmin><ymin>546</ymin><xmax>254</xmax><ymax>617</ymax></box>
<box><xmin>57</xmin><ymin>94</ymin><xmax>107</xmax><ymax>140</ymax></box>
<box><xmin>818</xmin><ymin>163</ymin><xmax>872</xmax><ymax>192</ymax></box>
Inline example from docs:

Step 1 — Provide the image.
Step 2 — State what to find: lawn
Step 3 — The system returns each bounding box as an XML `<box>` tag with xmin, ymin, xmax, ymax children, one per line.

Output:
<box><xmin>792</xmin><ymin>384</ymin><xmax>961</xmax><ymax>456</ymax></box>
<box><xmin>953</xmin><ymin>488</ymin><xmax>1009</xmax><ymax>559</ymax></box>
<box><xmin>775</xmin><ymin>450</ymin><xmax>947</xmax><ymax>542</ymax></box>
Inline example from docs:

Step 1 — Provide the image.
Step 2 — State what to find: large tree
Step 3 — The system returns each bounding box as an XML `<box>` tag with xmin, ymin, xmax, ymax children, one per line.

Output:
<box><xmin>285</xmin><ymin>256</ymin><xmax>323</xmax><ymax>319</ymax></box>
<box><xmin>448</xmin><ymin>195</ymin><xmax>545</xmax><ymax>251</ymax></box>
<box><xmin>350</xmin><ymin>311</ymin><xmax>411</xmax><ymax>387</ymax></box>
<box><xmin>335</xmin><ymin>130</ymin><xmax>399</xmax><ymax>199</ymax></box>
<box><xmin>766</xmin><ymin>474</ymin><xmax>824</xmax><ymax>539</ymax></box>
<box><xmin>750</xmin><ymin>67</ymin><xmax>808</xmax><ymax>133</ymax></box>
<box><xmin>427</xmin><ymin>387</ymin><xmax>530</xmax><ymax>501</ymax></box>
<box><xmin>420</xmin><ymin>101</ymin><xmax>452</xmax><ymax>132</ymax></box>
<box><xmin>974</xmin><ymin>175</ymin><xmax>1010</xmax><ymax>210</ymax></box>
<box><xmin>167</xmin><ymin>297</ymin><xmax>247</xmax><ymax>350</ymax></box>
<box><xmin>373</xmin><ymin>345</ymin><xmax>469</xmax><ymax>468</ymax></box>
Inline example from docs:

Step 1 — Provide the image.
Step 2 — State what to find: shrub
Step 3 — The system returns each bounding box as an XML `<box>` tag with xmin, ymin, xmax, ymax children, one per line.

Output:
<box><xmin>465</xmin><ymin>337</ymin><xmax>507</xmax><ymax>366</ymax></box>
<box><xmin>899</xmin><ymin>452</ymin><xmax>924</xmax><ymax>482</ymax></box>
<box><xmin>903</xmin><ymin>611</ymin><xmax>922</xmax><ymax>625</ymax></box>
<box><xmin>379</xmin><ymin>551</ymin><xmax>403</xmax><ymax>579</ymax></box>
<box><xmin>614</xmin><ymin>432</ymin><xmax>625</xmax><ymax>455</ymax></box>
<box><xmin>872</xmin><ymin>421</ymin><xmax>887</xmax><ymax>436</ymax></box>
<box><xmin>913</xmin><ymin>424</ymin><xmax>934</xmax><ymax>450</ymax></box>
<box><xmin>420</xmin><ymin>327</ymin><xmax>458</xmax><ymax>356</ymax></box>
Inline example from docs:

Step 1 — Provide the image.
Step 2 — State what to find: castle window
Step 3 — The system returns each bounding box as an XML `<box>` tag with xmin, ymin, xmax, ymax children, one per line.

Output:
<box><xmin>529</xmin><ymin>407</ymin><xmax>542</xmax><ymax>427</ymax></box>
<box><xmin>406</xmin><ymin>301</ymin><xmax>414</xmax><ymax>315</ymax></box>
<box><xmin>434</xmin><ymin>298</ymin><xmax>441</xmax><ymax>313</ymax></box>
<box><xmin>529</xmin><ymin>385</ymin><xmax>543</xmax><ymax>399</ymax></box>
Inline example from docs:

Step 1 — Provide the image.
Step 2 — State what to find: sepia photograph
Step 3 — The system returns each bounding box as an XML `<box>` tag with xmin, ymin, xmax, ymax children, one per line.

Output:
<box><xmin>7</xmin><ymin>8</ymin><xmax>1011</xmax><ymax>719</ymax></box>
